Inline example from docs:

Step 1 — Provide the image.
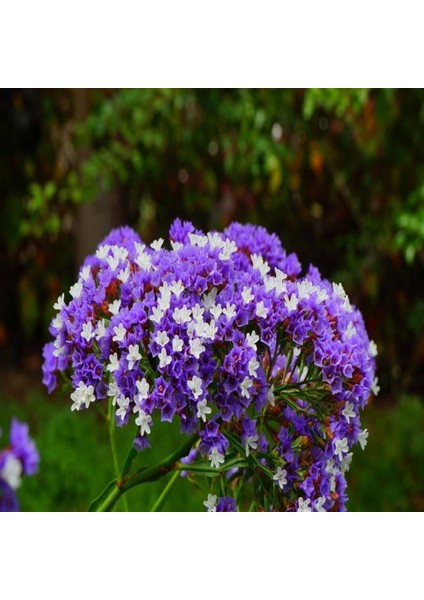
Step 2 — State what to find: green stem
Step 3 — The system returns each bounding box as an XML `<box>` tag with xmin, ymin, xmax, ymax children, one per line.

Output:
<box><xmin>123</xmin><ymin>434</ymin><xmax>197</xmax><ymax>492</ymax></box>
<box><xmin>121</xmin><ymin>445</ymin><xmax>138</xmax><ymax>478</ymax></box>
<box><xmin>95</xmin><ymin>434</ymin><xmax>197</xmax><ymax>512</ymax></box>
<box><xmin>108</xmin><ymin>397</ymin><xmax>129</xmax><ymax>511</ymax></box>
<box><xmin>150</xmin><ymin>470</ymin><xmax>180</xmax><ymax>512</ymax></box>
<box><xmin>108</xmin><ymin>398</ymin><xmax>120</xmax><ymax>476</ymax></box>
<box><xmin>173</xmin><ymin>458</ymin><xmax>248</xmax><ymax>474</ymax></box>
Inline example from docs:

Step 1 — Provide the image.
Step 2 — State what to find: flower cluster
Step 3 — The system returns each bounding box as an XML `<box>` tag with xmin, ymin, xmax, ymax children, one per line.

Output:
<box><xmin>43</xmin><ymin>219</ymin><xmax>377</xmax><ymax>511</ymax></box>
<box><xmin>0</xmin><ymin>419</ymin><xmax>39</xmax><ymax>511</ymax></box>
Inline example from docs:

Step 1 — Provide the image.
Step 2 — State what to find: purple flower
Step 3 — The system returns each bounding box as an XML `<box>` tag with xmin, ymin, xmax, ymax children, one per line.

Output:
<box><xmin>0</xmin><ymin>480</ymin><xmax>19</xmax><ymax>512</ymax></box>
<box><xmin>216</xmin><ymin>496</ymin><xmax>237</xmax><ymax>512</ymax></box>
<box><xmin>0</xmin><ymin>419</ymin><xmax>39</xmax><ymax>511</ymax></box>
<box><xmin>42</xmin><ymin>219</ymin><xmax>376</xmax><ymax>512</ymax></box>
<box><xmin>9</xmin><ymin>419</ymin><xmax>39</xmax><ymax>475</ymax></box>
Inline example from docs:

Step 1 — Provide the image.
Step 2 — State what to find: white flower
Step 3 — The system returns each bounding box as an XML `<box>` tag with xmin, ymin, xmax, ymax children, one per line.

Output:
<box><xmin>158</xmin><ymin>348</ymin><xmax>172</xmax><ymax>369</ymax></box>
<box><xmin>371</xmin><ymin>377</ymin><xmax>380</xmax><ymax>396</ymax></box>
<box><xmin>332</xmin><ymin>282</ymin><xmax>352</xmax><ymax>312</ymax></box>
<box><xmin>203</xmin><ymin>493</ymin><xmax>217</xmax><ymax>512</ymax></box>
<box><xmin>244</xmin><ymin>434</ymin><xmax>258</xmax><ymax>457</ymax></box>
<box><xmin>150</xmin><ymin>238</ymin><xmax>164</xmax><ymax>251</ymax></box>
<box><xmin>52</xmin><ymin>314</ymin><xmax>63</xmax><ymax>330</ymax></box>
<box><xmin>297</xmin><ymin>280</ymin><xmax>316</xmax><ymax>299</ymax></box>
<box><xmin>96</xmin><ymin>244</ymin><xmax>110</xmax><ymax>259</ymax></box>
<box><xmin>188</xmin><ymin>233</ymin><xmax>208</xmax><ymax>247</ymax></box>
<box><xmin>358</xmin><ymin>429</ymin><xmax>369</xmax><ymax>450</ymax></box>
<box><xmin>242</xmin><ymin>286</ymin><xmax>254</xmax><ymax>305</ymax></box>
<box><xmin>223</xmin><ymin>302</ymin><xmax>236</xmax><ymax>320</ymax></box>
<box><xmin>207</xmin><ymin>232</ymin><xmax>225</xmax><ymax>249</ymax></box>
<box><xmin>52</xmin><ymin>337</ymin><xmax>66</xmax><ymax>357</ymax></box>
<box><xmin>189</xmin><ymin>338</ymin><xmax>205</xmax><ymax>359</ymax></box>
<box><xmin>150</xmin><ymin>306</ymin><xmax>165</xmax><ymax>324</ymax></box>
<box><xmin>108</xmin><ymin>299</ymin><xmax>121</xmax><ymax>316</ymax></box>
<box><xmin>251</xmin><ymin>254</ymin><xmax>270</xmax><ymax>278</ymax></box>
<box><xmin>135</xmin><ymin>251</ymin><xmax>152</xmax><ymax>271</ymax></box>
<box><xmin>333</xmin><ymin>282</ymin><xmax>346</xmax><ymax>299</ymax></box>
<box><xmin>135</xmin><ymin>409</ymin><xmax>152</xmax><ymax>436</ymax></box>
<box><xmin>325</xmin><ymin>459</ymin><xmax>338</xmax><ymax>476</ymax></box>
<box><xmin>273</xmin><ymin>466</ymin><xmax>288</xmax><ymax>489</ymax></box>
<box><xmin>106</xmin><ymin>254</ymin><xmax>120</xmax><ymax>271</ymax></box>
<box><xmin>70</xmin><ymin>381</ymin><xmax>96</xmax><ymax>411</ymax></box>
<box><xmin>342</xmin><ymin>401</ymin><xmax>356</xmax><ymax>423</ymax></box>
<box><xmin>334</xmin><ymin>437</ymin><xmax>349</xmax><ymax>461</ymax></box>
<box><xmin>173</xmin><ymin>306</ymin><xmax>192</xmax><ymax>325</ymax></box>
<box><xmin>127</xmin><ymin>344</ymin><xmax>142</xmax><ymax>369</ymax></box>
<box><xmin>107</xmin><ymin>352</ymin><xmax>120</xmax><ymax>373</ymax></box>
<box><xmin>113</xmin><ymin>323</ymin><xmax>126</xmax><ymax>343</ymax></box>
<box><xmin>81</xmin><ymin>321</ymin><xmax>95</xmax><ymax>342</ymax></box>
<box><xmin>196</xmin><ymin>399</ymin><xmax>212</xmax><ymax>422</ymax></box>
<box><xmin>274</xmin><ymin>268</ymin><xmax>287</xmax><ymax>283</ymax></box>
<box><xmin>202</xmin><ymin>288</ymin><xmax>218</xmax><ymax>311</ymax></box>
<box><xmin>0</xmin><ymin>455</ymin><xmax>22</xmax><ymax>490</ymax></box>
<box><xmin>246</xmin><ymin>330</ymin><xmax>259</xmax><ymax>351</ymax></box>
<box><xmin>248</xmin><ymin>357</ymin><xmax>260</xmax><ymax>377</ymax></box>
<box><xmin>95</xmin><ymin>320</ymin><xmax>106</xmax><ymax>340</ymax></box>
<box><xmin>345</xmin><ymin>321</ymin><xmax>357</xmax><ymax>339</ymax></box>
<box><xmin>170</xmin><ymin>280</ymin><xmax>185</xmax><ymax>297</ymax></box>
<box><xmin>219</xmin><ymin>239</ymin><xmax>237</xmax><ymax>261</ymax></box>
<box><xmin>264</xmin><ymin>276</ymin><xmax>276</xmax><ymax>293</ymax></box>
<box><xmin>201</xmin><ymin>320</ymin><xmax>217</xmax><ymax>341</ymax></box>
<box><xmin>53</xmin><ymin>294</ymin><xmax>65</xmax><ymax>311</ymax></box>
<box><xmin>369</xmin><ymin>340</ymin><xmax>378</xmax><ymax>358</ymax></box>
<box><xmin>157</xmin><ymin>295</ymin><xmax>170</xmax><ymax>312</ymax></box>
<box><xmin>341</xmin><ymin>452</ymin><xmax>353</xmax><ymax>473</ymax></box>
<box><xmin>136</xmin><ymin>378</ymin><xmax>150</xmax><ymax>400</ymax></box>
<box><xmin>188</xmin><ymin>376</ymin><xmax>203</xmax><ymax>399</ymax></box>
<box><xmin>297</xmin><ymin>498</ymin><xmax>312</xmax><ymax>512</ymax></box>
<box><xmin>112</xmin><ymin>246</ymin><xmax>128</xmax><ymax>261</ymax></box>
<box><xmin>208</xmin><ymin>447</ymin><xmax>225</xmax><ymax>469</ymax></box>
<box><xmin>210</xmin><ymin>303</ymin><xmax>223</xmax><ymax>320</ymax></box>
<box><xmin>116</xmin><ymin>395</ymin><xmax>130</xmax><ymax>421</ymax></box>
<box><xmin>240</xmin><ymin>376</ymin><xmax>253</xmax><ymax>398</ymax></box>
<box><xmin>107</xmin><ymin>380</ymin><xmax>120</xmax><ymax>403</ymax></box>
<box><xmin>170</xmin><ymin>241</ymin><xmax>183</xmax><ymax>251</ymax></box>
<box><xmin>118</xmin><ymin>268</ymin><xmax>130</xmax><ymax>283</ymax></box>
<box><xmin>284</xmin><ymin>293</ymin><xmax>299</xmax><ymax>313</ymax></box>
<box><xmin>316</xmin><ymin>287</ymin><xmax>329</xmax><ymax>303</ymax></box>
<box><xmin>155</xmin><ymin>331</ymin><xmax>170</xmax><ymax>347</ymax></box>
<box><xmin>172</xmin><ymin>336</ymin><xmax>184</xmax><ymax>352</ymax></box>
<box><xmin>69</xmin><ymin>281</ymin><xmax>83</xmax><ymax>299</ymax></box>
<box><xmin>134</xmin><ymin>242</ymin><xmax>146</xmax><ymax>255</ymax></box>
<box><xmin>158</xmin><ymin>284</ymin><xmax>171</xmax><ymax>311</ymax></box>
<box><xmin>191</xmin><ymin>304</ymin><xmax>205</xmax><ymax>322</ymax></box>
<box><xmin>255</xmin><ymin>301</ymin><xmax>268</xmax><ymax>319</ymax></box>
<box><xmin>80</xmin><ymin>265</ymin><xmax>91</xmax><ymax>281</ymax></box>
<box><xmin>314</xmin><ymin>496</ymin><xmax>327</xmax><ymax>512</ymax></box>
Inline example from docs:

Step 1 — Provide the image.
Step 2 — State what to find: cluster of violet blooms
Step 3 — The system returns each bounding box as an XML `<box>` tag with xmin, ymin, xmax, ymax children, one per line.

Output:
<box><xmin>0</xmin><ymin>419</ymin><xmax>39</xmax><ymax>511</ymax></box>
<box><xmin>42</xmin><ymin>220</ymin><xmax>378</xmax><ymax>511</ymax></box>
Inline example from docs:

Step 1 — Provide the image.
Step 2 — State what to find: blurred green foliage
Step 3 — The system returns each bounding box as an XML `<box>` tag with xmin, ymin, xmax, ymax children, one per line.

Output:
<box><xmin>347</xmin><ymin>396</ymin><xmax>424</xmax><ymax>511</ymax></box>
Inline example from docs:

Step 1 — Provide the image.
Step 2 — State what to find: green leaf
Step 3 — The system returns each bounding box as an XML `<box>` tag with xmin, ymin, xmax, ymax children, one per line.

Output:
<box><xmin>88</xmin><ymin>479</ymin><xmax>118</xmax><ymax>512</ymax></box>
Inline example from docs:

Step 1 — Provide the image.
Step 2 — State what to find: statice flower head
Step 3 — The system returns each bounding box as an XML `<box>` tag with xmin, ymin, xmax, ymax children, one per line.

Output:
<box><xmin>0</xmin><ymin>419</ymin><xmax>39</xmax><ymax>511</ymax></box>
<box><xmin>43</xmin><ymin>220</ymin><xmax>377</xmax><ymax>512</ymax></box>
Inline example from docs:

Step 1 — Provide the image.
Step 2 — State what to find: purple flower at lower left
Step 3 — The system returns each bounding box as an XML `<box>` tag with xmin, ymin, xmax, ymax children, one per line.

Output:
<box><xmin>0</xmin><ymin>419</ymin><xmax>39</xmax><ymax>512</ymax></box>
